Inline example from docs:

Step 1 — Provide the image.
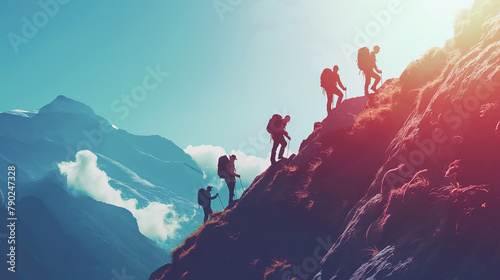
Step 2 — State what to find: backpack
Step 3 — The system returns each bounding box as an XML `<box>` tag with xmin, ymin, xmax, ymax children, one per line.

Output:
<box><xmin>320</xmin><ymin>68</ymin><xmax>334</xmax><ymax>89</ymax></box>
<box><xmin>357</xmin><ymin>47</ymin><xmax>371</xmax><ymax>72</ymax></box>
<box><xmin>198</xmin><ymin>188</ymin><xmax>208</xmax><ymax>207</ymax></box>
<box><xmin>217</xmin><ymin>155</ymin><xmax>230</xmax><ymax>179</ymax></box>
<box><xmin>266</xmin><ymin>114</ymin><xmax>283</xmax><ymax>136</ymax></box>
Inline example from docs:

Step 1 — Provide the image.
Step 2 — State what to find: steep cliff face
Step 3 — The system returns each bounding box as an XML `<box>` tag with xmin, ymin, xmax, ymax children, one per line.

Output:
<box><xmin>150</xmin><ymin>1</ymin><xmax>500</xmax><ymax>279</ymax></box>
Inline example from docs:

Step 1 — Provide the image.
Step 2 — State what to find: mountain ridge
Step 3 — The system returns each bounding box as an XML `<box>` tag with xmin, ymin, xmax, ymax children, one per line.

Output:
<box><xmin>38</xmin><ymin>95</ymin><xmax>98</xmax><ymax>116</ymax></box>
<box><xmin>149</xmin><ymin>0</ymin><xmax>500</xmax><ymax>279</ymax></box>
<box><xmin>0</xmin><ymin>95</ymin><xmax>206</xmax><ymax>280</ymax></box>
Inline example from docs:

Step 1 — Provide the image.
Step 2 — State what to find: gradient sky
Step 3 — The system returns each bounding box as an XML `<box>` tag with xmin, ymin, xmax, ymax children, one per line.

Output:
<box><xmin>0</xmin><ymin>0</ymin><xmax>474</xmax><ymax>158</ymax></box>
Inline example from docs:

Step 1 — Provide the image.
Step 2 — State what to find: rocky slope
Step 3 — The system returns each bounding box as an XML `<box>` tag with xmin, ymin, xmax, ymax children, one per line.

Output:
<box><xmin>150</xmin><ymin>0</ymin><xmax>500</xmax><ymax>279</ymax></box>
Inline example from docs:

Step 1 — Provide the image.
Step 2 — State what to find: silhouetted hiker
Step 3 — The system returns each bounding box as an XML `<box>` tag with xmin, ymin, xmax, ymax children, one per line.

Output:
<box><xmin>267</xmin><ymin>114</ymin><xmax>291</xmax><ymax>164</ymax></box>
<box><xmin>321</xmin><ymin>65</ymin><xmax>347</xmax><ymax>115</ymax></box>
<box><xmin>198</xmin><ymin>186</ymin><xmax>219</xmax><ymax>223</ymax></box>
<box><xmin>358</xmin><ymin>45</ymin><xmax>382</xmax><ymax>96</ymax></box>
<box><xmin>217</xmin><ymin>154</ymin><xmax>240</xmax><ymax>205</ymax></box>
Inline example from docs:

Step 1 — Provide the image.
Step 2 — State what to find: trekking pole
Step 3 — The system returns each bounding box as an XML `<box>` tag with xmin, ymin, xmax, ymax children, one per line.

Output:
<box><xmin>238</xmin><ymin>177</ymin><xmax>245</xmax><ymax>197</ymax></box>
<box><xmin>218</xmin><ymin>195</ymin><xmax>224</xmax><ymax>210</ymax></box>
<box><xmin>234</xmin><ymin>188</ymin><xmax>239</xmax><ymax>200</ymax></box>
<box><xmin>287</xmin><ymin>138</ymin><xmax>291</xmax><ymax>157</ymax></box>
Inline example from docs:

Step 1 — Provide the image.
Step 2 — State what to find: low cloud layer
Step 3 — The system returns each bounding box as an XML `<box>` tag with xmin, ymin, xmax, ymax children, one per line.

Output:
<box><xmin>184</xmin><ymin>145</ymin><xmax>270</xmax><ymax>188</ymax></box>
<box><xmin>58</xmin><ymin>150</ymin><xmax>188</xmax><ymax>242</ymax></box>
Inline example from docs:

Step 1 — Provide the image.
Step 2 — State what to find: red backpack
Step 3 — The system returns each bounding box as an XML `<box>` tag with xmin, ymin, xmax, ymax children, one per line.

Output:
<box><xmin>357</xmin><ymin>47</ymin><xmax>371</xmax><ymax>72</ymax></box>
<box><xmin>266</xmin><ymin>114</ymin><xmax>283</xmax><ymax>136</ymax></box>
<box><xmin>320</xmin><ymin>68</ymin><xmax>335</xmax><ymax>89</ymax></box>
<box><xmin>217</xmin><ymin>155</ymin><xmax>230</xmax><ymax>179</ymax></box>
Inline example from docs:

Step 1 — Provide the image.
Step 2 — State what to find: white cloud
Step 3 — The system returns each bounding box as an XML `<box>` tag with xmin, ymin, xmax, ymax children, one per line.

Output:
<box><xmin>133</xmin><ymin>202</ymin><xmax>188</xmax><ymax>242</ymax></box>
<box><xmin>184</xmin><ymin>145</ymin><xmax>226</xmax><ymax>175</ymax></box>
<box><xmin>184</xmin><ymin>145</ymin><xmax>270</xmax><ymax>188</ymax></box>
<box><xmin>58</xmin><ymin>150</ymin><xmax>187</xmax><ymax>242</ymax></box>
<box><xmin>228</xmin><ymin>150</ymin><xmax>270</xmax><ymax>184</ymax></box>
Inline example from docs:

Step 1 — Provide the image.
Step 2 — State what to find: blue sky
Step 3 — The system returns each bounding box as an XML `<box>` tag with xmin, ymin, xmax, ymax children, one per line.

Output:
<box><xmin>0</xmin><ymin>0</ymin><xmax>474</xmax><ymax>158</ymax></box>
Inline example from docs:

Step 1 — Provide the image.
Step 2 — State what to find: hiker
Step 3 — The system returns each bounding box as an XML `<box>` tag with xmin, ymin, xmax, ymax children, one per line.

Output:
<box><xmin>217</xmin><ymin>154</ymin><xmax>241</xmax><ymax>205</ymax></box>
<box><xmin>358</xmin><ymin>45</ymin><xmax>382</xmax><ymax>96</ymax></box>
<box><xmin>267</xmin><ymin>114</ymin><xmax>291</xmax><ymax>164</ymax></box>
<box><xmin>320</xmin><ymin>65</ymin><xmax>347</xmax><ymax>115</ymax></box>
<box><xmin>225</xmin><ymin>155</ymin><xmax>240</xmax><ymax>205</ymax></box>
<box><xmin>198</xmin><ymin>186</ymin><xmax>219</xmax><ymax>223</ymax></box>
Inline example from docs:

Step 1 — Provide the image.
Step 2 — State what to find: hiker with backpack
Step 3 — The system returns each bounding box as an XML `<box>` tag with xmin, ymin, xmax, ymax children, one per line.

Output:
<box><xmin>358</xmin><ymin>45</ymin><xmax>382</xmax><ymax>96</ymax></box>
<box><xmin>198</xmin><ymin>186</ymin><xmax>219</xmax><ymax>223</ymax></box>
<box><xmin>320</xmin><ymin>65</ymin><xmax>347</xmax><ymax>115</ymax></box>
<box><xmin>217</xmin><ymin>154</ymin><xmax>240</xmax><ymax>205</ymax></box>
<box><xmin>267</xmin><ymin>114</ymin><xmax>291</xmax><ymax>165</ymax></box>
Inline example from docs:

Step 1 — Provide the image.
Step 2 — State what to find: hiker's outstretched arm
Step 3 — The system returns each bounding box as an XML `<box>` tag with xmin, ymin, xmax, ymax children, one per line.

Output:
<box><xmin>284</xmin><ymin>131</ymin><xmax>291</xmax><ymax>140</ymax></box>
<box><xmin>229</xmin><ymin>164</ymin><xmax>240</xmax><ymax>177</ymax></box>
<box><xmin>339</xmin><ymin>79</ymin><xmax>346</xmax><ymax>91</ymax></box>
<box><xmin>211</xmin><ymin>193</ymin><xmax>219</xmax><ymax>199</ymax></box>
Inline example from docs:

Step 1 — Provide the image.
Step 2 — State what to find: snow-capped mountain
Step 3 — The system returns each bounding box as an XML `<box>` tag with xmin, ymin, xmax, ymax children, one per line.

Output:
<box><xmin>0</xmin><ymin>95</ymin><xmax>205</xmax><ymax>280</ymax></box>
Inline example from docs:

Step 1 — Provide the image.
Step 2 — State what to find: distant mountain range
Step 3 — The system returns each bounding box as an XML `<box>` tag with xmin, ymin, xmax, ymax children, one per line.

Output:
<box><xmin>0</xmin><ymin>95</ymin><xmax>205</xmax><ymax>280</ymax></box>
